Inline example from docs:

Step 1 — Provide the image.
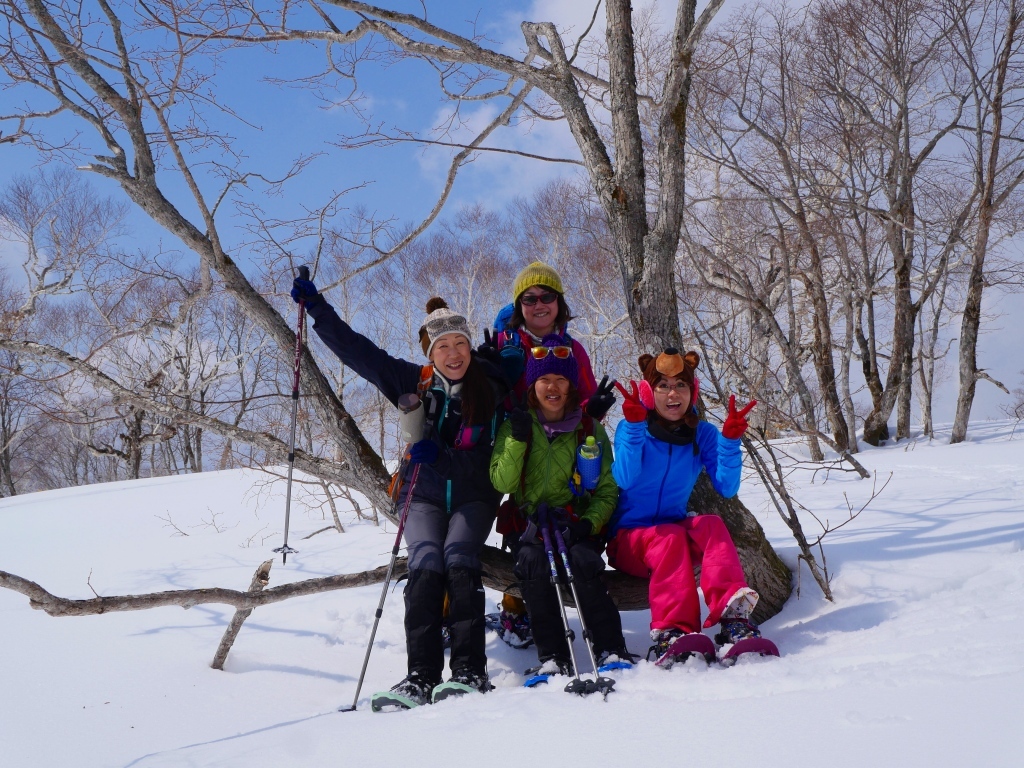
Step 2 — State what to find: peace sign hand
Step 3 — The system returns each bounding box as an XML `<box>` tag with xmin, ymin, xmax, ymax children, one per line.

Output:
<box><xmin>475</xmin><ymin>327</ymin><xmax>502</xmax><ymax>365</ymax></box>
<box><xmin>614</xmin><ymin>380</ymin><xmax>654</xmax><ymax>423</ymax></box>
<box><xmin>584</xmin><ymin>375</ymin><xmax>618</xmax><ymax>421</ymax></box>
<box><xmin>721</xmin><ymin>394</ymin><xmax>757</xmax><ymax>439</ymax></box>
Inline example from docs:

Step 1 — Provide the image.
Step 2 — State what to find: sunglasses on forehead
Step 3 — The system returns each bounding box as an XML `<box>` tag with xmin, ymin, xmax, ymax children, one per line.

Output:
<box><xmin>529</xmin><ymin>345</ymin><xmax>573</xmax><ymax>360</ymax></box>
<box><xmin>520</xmin><ymin>291</ymin><xmax>559</xmax><ymax>306</ymax></box>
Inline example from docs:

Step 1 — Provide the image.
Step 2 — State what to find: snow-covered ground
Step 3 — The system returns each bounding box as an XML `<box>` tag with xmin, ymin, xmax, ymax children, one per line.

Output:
<box><xmin>2</xmin><ymin>421</ymin><xmax>1023</xmax><ymax>767</ymax></box>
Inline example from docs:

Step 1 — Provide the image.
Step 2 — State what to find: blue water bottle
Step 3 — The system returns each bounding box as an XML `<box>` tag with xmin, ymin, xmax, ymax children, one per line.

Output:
<box><xmin>577</xmin><ymin>436</ymin><xmax>601</xmax><ymax>491</ymax></box>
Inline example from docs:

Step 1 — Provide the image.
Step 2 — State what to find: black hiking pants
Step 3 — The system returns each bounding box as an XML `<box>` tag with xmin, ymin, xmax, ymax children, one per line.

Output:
<box><xmin>402</xmin><ymin>499</ymin><xmax>495</xmax><ymax>681</ymax></box>
<box><xmin>513</xmin><ymin>539</ymin><xmax>625</xmax><ymax>665</ymax></box>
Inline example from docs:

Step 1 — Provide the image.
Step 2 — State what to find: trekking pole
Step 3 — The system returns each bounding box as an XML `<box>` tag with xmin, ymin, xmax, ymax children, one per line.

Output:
<box><xmin>536</xmin><ymin>504</ymin><xmax>596</xmax><ymax>696</ymax></box>
<box><xmin>340</xmin><ymin>392</ymin><xmax>428</xmax><ymax>712</ymax></box>
<box><xmin>551</xmin><ymin>523</ymin><xmax>616</xmax><ymax>695</ymax></box>
<box><xmin>273</xmin><ymin>264</ymin><xmax>310</xmax><ymax>564</ymax></box>
<box><xmin>339</xmin><ymin>460</ymin><xmax>421</xmax><ymax>713</ymax></box>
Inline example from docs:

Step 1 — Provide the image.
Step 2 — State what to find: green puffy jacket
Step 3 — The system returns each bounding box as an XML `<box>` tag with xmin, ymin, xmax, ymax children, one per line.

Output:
<box><xmin>489</xmin><ymin>411</ymin><xmax>618</xmax><ymax>534</ymax></box>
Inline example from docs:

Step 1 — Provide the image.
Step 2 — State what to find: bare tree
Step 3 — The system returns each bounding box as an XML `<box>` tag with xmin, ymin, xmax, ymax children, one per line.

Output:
<box><xmin>0</xmin><ymin>0</ymin><xmax>792</xmax><ymax>618</ymax></box>
<box><xmin>949</xmin><ymin>0</ymin><xmax>1024</xmax><ymax>442</ymax></box>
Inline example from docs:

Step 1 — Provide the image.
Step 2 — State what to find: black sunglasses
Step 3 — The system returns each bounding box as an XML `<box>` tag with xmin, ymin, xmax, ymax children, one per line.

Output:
<box><xmin>520</xmin><ymin>291</ymin><xmax>559</xmax><ymax>306</ymax></box>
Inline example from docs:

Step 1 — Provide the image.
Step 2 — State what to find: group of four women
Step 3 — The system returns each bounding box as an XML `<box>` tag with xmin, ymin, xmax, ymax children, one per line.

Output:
<box><xmin>290</xmin><ymin>261</ymin><xmax>762</xmax><ymax>710</ymax></box>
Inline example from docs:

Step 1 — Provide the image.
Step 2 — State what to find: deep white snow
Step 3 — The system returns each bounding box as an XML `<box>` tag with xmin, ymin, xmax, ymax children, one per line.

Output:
<box><xmin>2</xmin><ymin>421</ymin><xmax>1023</xmax><ymax>767</ymax></box>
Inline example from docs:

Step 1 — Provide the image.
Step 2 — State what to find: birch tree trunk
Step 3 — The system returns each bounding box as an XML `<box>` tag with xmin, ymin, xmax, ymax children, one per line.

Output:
<box><xmin>952</xmin><ymin>1</ymin><xmax>1024</xmax><ymax>444</ymax></box>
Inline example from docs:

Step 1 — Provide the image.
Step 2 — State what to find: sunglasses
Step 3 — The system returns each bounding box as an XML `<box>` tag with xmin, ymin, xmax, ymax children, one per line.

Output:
<box><xmin>520</xmin><ymin>292</ymin><xmax>559</xmax><ymax>306</ymax></box>
<box><xmin>529</xmin><ymin>345</ymin><xmax>573</xmax><ymax>360</ymax></box>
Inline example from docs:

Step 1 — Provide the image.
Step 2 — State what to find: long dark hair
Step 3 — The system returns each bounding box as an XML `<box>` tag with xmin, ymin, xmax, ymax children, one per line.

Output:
<box><xmin>458</xmin><ymin>358</ymin><xmax>497</xmax><ymax>426</ymax></box>
<box><xmin>510</xmin><ymin>290</ymin><xmax>573</xmax><ymax>332</ymax></box>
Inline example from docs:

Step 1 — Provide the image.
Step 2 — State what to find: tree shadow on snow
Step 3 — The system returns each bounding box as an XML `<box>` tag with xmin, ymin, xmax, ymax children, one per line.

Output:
<box><xmin>807</xmin><ymin>504</ymin><xmax>1024</xmax><ymax>564</ymax></box>
<box><xmin>121</xmin><ymin>710</ymin><xmax>337</xmax><ymax>768</ymax></box>
<box><xmin>769</xmin><ymin>600</ymin><xmax>899</xmax><ymax>655</ymax></box>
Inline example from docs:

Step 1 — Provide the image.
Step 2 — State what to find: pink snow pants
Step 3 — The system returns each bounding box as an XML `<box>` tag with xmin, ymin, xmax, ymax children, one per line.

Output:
<box><xmin>607</xmin><ymin>516</ymin><xmax>748</xmax><ymax>633</ymax></box>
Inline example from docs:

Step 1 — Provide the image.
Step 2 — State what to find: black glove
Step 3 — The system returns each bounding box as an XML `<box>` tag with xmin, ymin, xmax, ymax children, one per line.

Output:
<box><xmin>584</xmin><ymin>375</ymin><xmax>617</xmax><ymax>421</ymax></box>
<box><xmin>291</xmin><ymin>276</ymin><xmax>321</xmax><ymax>305</ymax></box>
<box><xmin>475</xmin><ymin>328</ymin><xmax>502</xmax><ymax>366</ymax></box>
<box><xmin>509</xmin><ymin>406</ymin><xmax>533</xmax><ymax>442</ymax></box>
<box><xmin>562</xmin><ymin>518</ymin><xmax>592</xmax><ymax>547</ymax></box>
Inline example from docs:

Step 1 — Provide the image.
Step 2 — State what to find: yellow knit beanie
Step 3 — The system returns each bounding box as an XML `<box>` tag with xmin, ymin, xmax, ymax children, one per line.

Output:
<box><xmin>512</xmin><ymin>261</ymin><xmax>564</xmax><ymax>303</ymax></box>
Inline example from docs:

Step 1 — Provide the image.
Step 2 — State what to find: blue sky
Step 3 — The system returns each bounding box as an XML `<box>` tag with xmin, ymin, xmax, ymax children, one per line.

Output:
<box><xmin>2</xmin><ymin>1</ymin><xmax>596</xmax><ymax>251</ymax></box>
<box><xmin>1</xmin><ymin>2</ymin><xmax>752</xmax><ymax>247</ymax></box>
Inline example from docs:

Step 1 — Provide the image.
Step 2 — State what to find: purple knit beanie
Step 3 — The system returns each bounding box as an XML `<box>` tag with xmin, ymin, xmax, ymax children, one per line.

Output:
<box><xmin>525</xmin><ymin>334</ymin><xmax>579</xmax><ymax>389</ymax></box>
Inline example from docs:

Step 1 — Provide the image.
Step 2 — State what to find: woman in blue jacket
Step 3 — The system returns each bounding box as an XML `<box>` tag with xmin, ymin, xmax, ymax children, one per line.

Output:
<box><xmin>292</xmin><ymin>279</ymin><xmax>517</xmax><ymax>709</ymax></box>
<box><xmin>608</xmin><ymin>349</ymin><xmax>761</xmax><ymax>664</ymax></box>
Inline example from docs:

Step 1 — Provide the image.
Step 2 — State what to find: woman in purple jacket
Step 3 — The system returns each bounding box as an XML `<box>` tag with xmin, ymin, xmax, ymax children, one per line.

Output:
<box><xmin>608</xmin><ymin>349</ymin><xmax>763</xmax><ymax>665</ymax></box>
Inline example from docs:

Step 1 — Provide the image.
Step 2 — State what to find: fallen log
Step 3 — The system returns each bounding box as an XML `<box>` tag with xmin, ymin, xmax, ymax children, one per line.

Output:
<box><xmin>0</xmin><ymin>537</ymin><xmax>777</xmax><ymax>621</ymax></box>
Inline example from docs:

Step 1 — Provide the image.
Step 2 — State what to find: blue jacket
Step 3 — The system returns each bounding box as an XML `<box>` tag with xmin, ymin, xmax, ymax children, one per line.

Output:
<box><xmin>307</xmin><ymin>299</ymin><xmax>509</xmax><ymax>512</ymax></box>
<box><xmin>608</xmin><ymin>418</ymin><xmax>743</xmax><ymax>535</ymax></box>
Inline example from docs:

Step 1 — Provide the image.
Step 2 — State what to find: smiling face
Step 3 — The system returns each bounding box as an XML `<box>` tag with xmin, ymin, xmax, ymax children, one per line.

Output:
<box><xmin>429</xmin><ymin>333</ymin><xmax>471</xmax><ymax>381</ymax></box>
<box><xmin>519</xmin><ymin>285</ymin><xmax>559</xmax><ymax>337</ymax></box>
<box><xmin>532</xmin><ymin>374</ymin><xmax>572</xmax><ymax>421</ymax></box>
<box><xmin>652</xmin><ymin>375</ymin><xmax>692</xmax><ymax>423</ymax></box>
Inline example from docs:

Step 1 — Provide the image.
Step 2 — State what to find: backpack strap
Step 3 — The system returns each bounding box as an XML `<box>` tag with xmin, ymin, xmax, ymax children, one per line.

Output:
<box><xmin>578</xmin><ymin>413</ymin><xmax>595</xmax><ymax>447</ymax></box>
<box><xmin>417</xmin><ymin>365</ymin><xmax>433</xmax><ymax>395</ymax></box>
<box><xmin>391</xmin><ymin>365</ymin><xmax>436</xmax><ymax>499</ymax></box>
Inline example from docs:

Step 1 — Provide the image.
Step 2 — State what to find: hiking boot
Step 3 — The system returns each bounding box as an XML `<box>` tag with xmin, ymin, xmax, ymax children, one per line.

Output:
<box><xmin>714</xmin><ymin>617</ymin><xmax>762</xmax><ymax>646</ymax></box>
<box><xmin>370</xmin><ymin>672</ymin><xmax>437</xmax><ymax>712</ymax></box>
<box><xmin>647</xmin><ymin>629</ymin><xmax>715</xmax><ymax>667</ymax></box>
<box><xmin>497</xmin><ymin>607</ymin><xmax>533</xmax><ymax>649</ymax></box>
<box><xmin>431</xmin><ymin>668</ymin><xmax>493</xmax><ymax>703</ymax></box>
<box><xmin>646</xmin><ymin>628</ymin><xmax>684</xmax><ymax>662</ymax></box>
<box><xmin>595</xmin><ymin>648</ymin><xmax>639</xmax><ymax>670</ymax></box>
<box><xmin>524</xmin><ymin>657</ymin><xmax>574</xmax><ymax>678</ymax></box>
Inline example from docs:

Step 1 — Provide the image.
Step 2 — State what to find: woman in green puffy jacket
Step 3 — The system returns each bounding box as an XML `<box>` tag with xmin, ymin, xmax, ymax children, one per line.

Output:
<box><xmin>489</xmin><ymin>333</ymin><xmax>632</xmax><ymax>677</ymax></box>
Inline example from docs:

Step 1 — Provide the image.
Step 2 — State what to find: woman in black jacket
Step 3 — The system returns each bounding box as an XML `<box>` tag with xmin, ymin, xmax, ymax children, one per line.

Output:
<box><xmin>292</xmin><ymin>278</ymin><xmax>518</xmax><ymax>710</ymax></box>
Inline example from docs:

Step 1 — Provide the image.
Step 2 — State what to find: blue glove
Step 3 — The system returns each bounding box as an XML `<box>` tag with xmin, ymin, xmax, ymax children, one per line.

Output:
<box><xmin>498</xmin><ymin>344</ymin><xmax>525</xmax><ymax>385</ymax></box>
<box><xmin>291</xmin><ymin>277</ymin><xmax>321</xmax><ymax>305</ymax></box>
<box><xmin>408</xmin><ymin>439</ymin><xmax>439</xmax><ymax>465</ymax></box>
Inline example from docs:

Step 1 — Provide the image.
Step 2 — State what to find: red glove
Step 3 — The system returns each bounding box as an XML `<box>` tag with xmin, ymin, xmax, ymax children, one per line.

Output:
<box><xmin>722</xmin><ymin>395</ymin><xmax>757</xmax><ymax>439</ymax></box>
<box><xmin>615</xmin><ymin>380</ymin><xmax>654</xmax><ymax>423</ymax></box>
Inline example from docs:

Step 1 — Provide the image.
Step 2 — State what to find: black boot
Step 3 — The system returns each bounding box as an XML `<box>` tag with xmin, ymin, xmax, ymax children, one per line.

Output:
<box><xmin>518</xmin><ymin>577</ymin><xmax>571</xmax><ymax>665</ymax></box>
<box><xmin>445</xmin><ymin>567</ymin><xmax>487</xmax><ymax>678</ymax></box>
<box><xmin>404</xmin><ymin>568</ymin><xmax>446</xmax><ymax>684</ymax></box>
<box><xmin>573</xmin><ymin>575</ymin><xmax>627</xmax><ymax>657</ymax></box>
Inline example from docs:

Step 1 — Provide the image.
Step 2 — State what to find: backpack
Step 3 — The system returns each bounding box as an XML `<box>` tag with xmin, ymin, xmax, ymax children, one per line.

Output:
<box><xmin>386</xmin><ymin>365</ymin><xmax>435</xmax><ymax>500</ymax></box>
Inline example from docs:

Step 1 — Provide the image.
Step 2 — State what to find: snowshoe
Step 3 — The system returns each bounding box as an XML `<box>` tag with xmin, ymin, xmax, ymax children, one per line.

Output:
<box><xmin>596</xmin><ymin>649</ymin><xmax>639</xmax><ymax>673</ymax></box>
<box><xmin>522</xmin><ymin>657</ymin><xmax>573</xmax><ymax>688</ymax></box>
<box><xmin>714</xmin><ymin>618</ymin><xmax>779</xmax><ymax>665</ymax></box>
<box><xmin>484</xmin><ymin>607</ymin><xmax>533</xmax><ymax>649</ymax></box>
<box><xmin>431</xmin><ymin>669</ymin><xmax>493</xmax><ymax>703</ymax></box>
<box><xmin>649</xmin><ymin>630</ymin><xmax>716</xmax><ymax>668</ymax></box>
<box><xmin>716</xmin><ymin>618</ymin><xmax>778</xmax><ymax>667</ymax></box>
<box><xmin>370</xmin><ymin>673</ymin><xmax>436</xmax><ymax>712</ymax></box>
<box><xmin>718</xmin><ymin>637</ymin><xmax>781</xmax><ymax>665</ymax></box>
